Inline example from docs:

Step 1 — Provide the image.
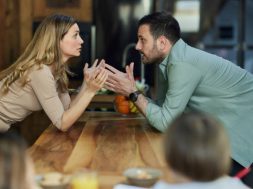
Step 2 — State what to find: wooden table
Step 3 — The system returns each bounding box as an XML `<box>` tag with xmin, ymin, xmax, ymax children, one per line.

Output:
<box><xmin>29</xmin><ymin>112</ymin><xmax>169</xmax><ymax>189</ymax></box>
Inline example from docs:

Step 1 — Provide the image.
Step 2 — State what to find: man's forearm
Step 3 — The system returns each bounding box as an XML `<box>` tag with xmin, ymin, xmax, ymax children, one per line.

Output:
<box><xmin>134</xmin><ymin>94</ymin><xmax>148</xmax><ymax>116</ymax></box>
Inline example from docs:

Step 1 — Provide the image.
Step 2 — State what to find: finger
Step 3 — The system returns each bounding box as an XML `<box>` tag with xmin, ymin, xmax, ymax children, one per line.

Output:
<box><xmin>107</xmin><ymin>73</ymin><xmax>121</xmax><ymax>82</ymax></box>
<box><xmin>104</xmin><ymin>83</ymin><xmax>116</xmax><ymax>92</ymax></box>
<box><xmin>91</xmin><ymin>59</ymin><xmax>99</xmax><ymax>68</ymax></box>
<box><xmin>84</xmin><ymin>63</ymin><xmax>89</xmax><ymax>72</ymax></box>
<box><xmin>106</xmin><ymin>68</ymin><xmax>116</xmax><ymax>75</ymax></box>
<box><xmin>128</xmin><ymin>63</ymin><xmax>135</xmax><ymax>82</ymax></box>
<box><xmin>130</xmin><ymin>62</ymin><xmax>134</xmax><ymax>76</ymax></box>
<box><xmin>95</xmin><ymin>69</ymin><xmax>106</xmax><ymax>83</ymax></box>
<box><xmin>105</xmin><ymin>64</ymin><xmax>121</xmax><ymax>74</ymax></box>
<box><xmin>104</xmin><ymin>81</ymin><xmax>118</xmax><ymax>91</ymax></box>
<box><xmin>126</xmin><ymin>66</ymin><xmax>135</xmax><ymax>85</ymax></box>
<box><xmin>126</xmin><ymin>66</ymin><xmax>133</xmax><ymax>78</ymax></box>
<box><xmin>94</xmin><ymin>69</ymin><xmax>108</xmax><ymax>84</ymax></box>
<box><xmin>92</xmin><ymin>68</ymin><xmax>101</xmax><ymax>80</ymax></box>
<box><xmin>98</xmin><ymin>59</ymin><xmax>106</xmax><ymax>68</ymax></box>
<box><xmin>105</xmin><ymin>69</ymin><xmax>113</xmax><ymax>76</ymax></box>
<box><xmin>98</xmin><ymin>71</ymin><xmax>108</xmax><ymax>85</ymax></box>
<box><xmin>106</xmin><ymin>77</ymin><xmax>119</xmax><ymax>86</ymax></box>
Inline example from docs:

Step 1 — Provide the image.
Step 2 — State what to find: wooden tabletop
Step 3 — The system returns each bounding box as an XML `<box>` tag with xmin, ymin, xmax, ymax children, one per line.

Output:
<box><xmin>29</xmin><ymin>112</ymin><xmax>169</xmax><ymax>189</ymax></box>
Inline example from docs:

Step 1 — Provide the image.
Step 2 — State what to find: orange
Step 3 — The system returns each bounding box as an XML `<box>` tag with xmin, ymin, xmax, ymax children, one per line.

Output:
<box><xmin>116</xmin><ymin>101</ymin><xmax>130</xmax><ymax>114</ymax></box>
<box><xmin>114</xmin><ymin>95</ymin><xmax>127</xmax><ymax>105</ymax></box>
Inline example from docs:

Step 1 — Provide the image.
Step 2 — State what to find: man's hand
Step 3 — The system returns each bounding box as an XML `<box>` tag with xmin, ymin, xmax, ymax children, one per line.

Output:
<box><xmin>104</xmin><ymin>62</ymin><xmax>137</xmax><ymax>96</ymax></box>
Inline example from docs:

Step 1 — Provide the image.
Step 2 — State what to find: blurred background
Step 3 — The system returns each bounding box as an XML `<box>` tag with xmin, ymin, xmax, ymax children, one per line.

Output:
<box><xmin>1</xmin><ymin>0</ymin><xmax>253</xmax><ymax>144</ymax></box>
<box><xmin>0</xmin><ymin>0</ymin><xmax>253</xmax><ymax>93</ymax></box>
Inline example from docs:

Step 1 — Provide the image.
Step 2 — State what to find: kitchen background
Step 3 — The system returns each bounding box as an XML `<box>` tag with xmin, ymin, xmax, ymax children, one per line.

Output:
<box><xmin>0</xmin><ymin>0</ymin><xmax>253</xmax><ymax>94</ymax></box>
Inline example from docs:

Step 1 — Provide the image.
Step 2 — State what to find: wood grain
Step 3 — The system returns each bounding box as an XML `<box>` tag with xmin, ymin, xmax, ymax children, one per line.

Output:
<box><xmin>29</xmin><ymin>112</ymin><xmax>167</xmax><ymax>188</ymax></box>
<box><xmin>29</xmin><ymin>122</ymin><xmax>84</xmax><ymax>173</ymax></box>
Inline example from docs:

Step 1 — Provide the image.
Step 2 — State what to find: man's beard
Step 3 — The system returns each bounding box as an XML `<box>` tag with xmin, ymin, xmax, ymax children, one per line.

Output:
<box><xmin>141</xmin><ymin>44</ymin><xmax>165</xmax><ymax>64</ymax></box>
<box><xmin>141</xmin><ymin>52</ymin><xmax>165</xmax><ymax>64</ymax></box>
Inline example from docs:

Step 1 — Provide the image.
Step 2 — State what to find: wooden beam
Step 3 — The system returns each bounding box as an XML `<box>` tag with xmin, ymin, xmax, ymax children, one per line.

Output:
<box><xmin>0</xmin><ymin>0</ymin><xmax>20</xmax><ymax>70</ymax></box>
<box><xmin>20</xmin><ymin>0</ymin><xmax>33</xmax><ymax>52</ymax></box>
<box><xmin>0</xmin><ymin>0</ymin><xmax>5</xmax><ymax>70</ymax></box>
<box><xmin>33</xmin><ymin>0</ymin><xmax>92</xmax><ymax>22</ymax></box>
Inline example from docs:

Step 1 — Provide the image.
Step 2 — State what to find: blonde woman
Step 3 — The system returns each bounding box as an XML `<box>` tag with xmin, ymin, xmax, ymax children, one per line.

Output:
<box><xmin>0</xmin><ymin>14</ymin><xmax>108</xmax><ymax>132</ymax></box>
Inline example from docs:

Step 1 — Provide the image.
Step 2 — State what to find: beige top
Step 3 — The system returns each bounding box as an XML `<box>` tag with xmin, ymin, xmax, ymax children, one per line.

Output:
<box><xmin>0</xmin><ymin>65</ymin><xmax>71</xmax><ymax>131</ymax></box>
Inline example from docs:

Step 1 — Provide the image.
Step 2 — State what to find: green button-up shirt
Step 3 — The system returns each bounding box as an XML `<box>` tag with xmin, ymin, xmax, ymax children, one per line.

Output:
<box><xmin>146</xmin><ymin>39</ymin><xmax>253</xmax><ymax>167</ymax></box>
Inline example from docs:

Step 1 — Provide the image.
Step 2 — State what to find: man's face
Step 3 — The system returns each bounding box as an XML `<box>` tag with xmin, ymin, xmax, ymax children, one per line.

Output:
<box><xmin>135</xmin><ymin>24</ymin><xmax>164</xmax><ymax>64</ymax></box>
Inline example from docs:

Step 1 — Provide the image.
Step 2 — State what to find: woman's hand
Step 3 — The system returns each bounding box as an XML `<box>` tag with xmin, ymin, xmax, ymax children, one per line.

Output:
<box><xmin>83</xmin><ymin>59</ymin><xmax>105</xmax><ymax>80</ymax></box>
<box><xmin>84</xmin><ymin>62</ymin><xmax>108</xmax><ymax>93</ymax></box>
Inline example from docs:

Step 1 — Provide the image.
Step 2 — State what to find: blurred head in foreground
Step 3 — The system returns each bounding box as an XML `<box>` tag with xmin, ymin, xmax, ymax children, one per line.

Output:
<box><xmin>164</xmin><ymin>112</ymin><xmax>231</xmax><ymax>182</ymax></box>
<box><xmin>0</xmin><ymin>132</ymin><xmax>36</xmax><ymax>189</ymax></box>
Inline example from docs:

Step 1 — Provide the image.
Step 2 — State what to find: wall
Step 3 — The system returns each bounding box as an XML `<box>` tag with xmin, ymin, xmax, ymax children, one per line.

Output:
<box><xmin>0</xmin><ymin>0</ymin><xmax>92</xmax><ymax>71</ymax></box>
<box><xmin>0</xmin><ymin>0</ymin><xmax>20</xmax><ymax>70</ymax></box>
<box><xmin>20</xmin><ymin>0</ymin><xmax>92</xmax><ymax>52</ymax></box>
<box><xmin>0</xmin><ymin>0</ymin><xmax>4</xmax><ymax>69</ymax></box>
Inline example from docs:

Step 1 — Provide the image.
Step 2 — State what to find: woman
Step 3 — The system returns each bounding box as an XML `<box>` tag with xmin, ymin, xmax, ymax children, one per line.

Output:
<box><xmin>0</xmin><ymin>132</ymin><xmax>37</xmax><ymax>189</ymax></box>
<box><xmin>0</xmin><ymin>14</ymin><xmax>108</xmax><ymax>132</ymax></box>
<box><xmin>153</xmin><ymin>112</ymin><xmax>249</xmax><ymax>189</ymax></box>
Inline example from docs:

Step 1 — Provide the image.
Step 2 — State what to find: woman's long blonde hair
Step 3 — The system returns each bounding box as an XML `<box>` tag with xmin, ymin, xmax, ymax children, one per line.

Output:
<box><xmin>0</xmin><ymin>14</ymin><xmax>75</xmax><ymax>93</ymax></box>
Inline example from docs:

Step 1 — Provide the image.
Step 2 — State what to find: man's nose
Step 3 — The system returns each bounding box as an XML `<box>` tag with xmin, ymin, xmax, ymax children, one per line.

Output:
<box><xmin>135</xmin><ymin>42</ymin><xmax>141</xmax><ymax>51</ymax></box>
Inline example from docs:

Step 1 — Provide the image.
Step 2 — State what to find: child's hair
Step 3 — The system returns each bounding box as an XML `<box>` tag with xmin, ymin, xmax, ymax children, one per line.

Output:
<box><xmin>164</xmin><ymin>112</ymin><xmax>231</xmax><ymax>181</ymax></box>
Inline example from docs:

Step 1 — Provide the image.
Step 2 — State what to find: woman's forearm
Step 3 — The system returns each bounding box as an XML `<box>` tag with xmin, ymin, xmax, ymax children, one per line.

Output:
<box><xmin>60</xmin><ymin>87</ymin><xmax>96</xmax><ymax>131</ymax></box>
<box><xmin>69</xmin><ymin>82</ymin><xmax>87</xmax><ymax>108</ymax></box>
<box><xmin>60</xmin><ymin>65</ymin><xmax>108</xmax><ymax>131</ymax></box>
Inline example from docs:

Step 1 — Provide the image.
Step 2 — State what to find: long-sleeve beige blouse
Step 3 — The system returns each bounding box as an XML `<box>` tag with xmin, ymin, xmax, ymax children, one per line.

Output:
<box><xmin>0</xmin><ymin>65</ymin><xmax>71</xmax><ymax>132</ymax></box>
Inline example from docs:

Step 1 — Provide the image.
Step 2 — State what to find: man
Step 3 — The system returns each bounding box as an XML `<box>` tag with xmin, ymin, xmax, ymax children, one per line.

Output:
<box><xmin>105</xmin><ymin>12</ymin><xmax>253</xmax><ymax>187</ymax></box>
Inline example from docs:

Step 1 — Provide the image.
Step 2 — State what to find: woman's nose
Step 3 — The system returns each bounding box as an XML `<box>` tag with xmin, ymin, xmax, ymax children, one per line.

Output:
<box><xmin>79</xmin><ymin>36</ymin><xmax>84</xmax><ymax>44</ymax></box>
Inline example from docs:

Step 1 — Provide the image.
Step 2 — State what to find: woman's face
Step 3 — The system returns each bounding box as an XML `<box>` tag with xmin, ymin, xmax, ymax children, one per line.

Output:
<box><xmin>60</xmin><ymin>23</ymin><xmax>83</xmax><ymax>62</ymax></box>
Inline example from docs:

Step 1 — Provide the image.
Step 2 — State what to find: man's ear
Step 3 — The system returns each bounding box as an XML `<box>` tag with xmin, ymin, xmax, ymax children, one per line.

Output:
<box><xmin>158</xmin><ymin>36</ymin><xmax>168</xmax><ymax>51</ymax></box>
<box><xmin>158</xmin><ymin>36</ymin><xmax>172</xmax><ymax>53</ymax></box>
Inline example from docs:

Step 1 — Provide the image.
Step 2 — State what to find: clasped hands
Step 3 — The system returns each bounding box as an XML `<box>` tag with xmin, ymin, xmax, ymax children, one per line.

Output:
<box><xmin>84</xmin><ymin>59</ymin><xmax>137</xmax><ymax>96</ymax></box>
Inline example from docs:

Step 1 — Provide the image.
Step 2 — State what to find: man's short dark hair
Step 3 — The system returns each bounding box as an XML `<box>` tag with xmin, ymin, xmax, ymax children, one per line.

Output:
<box><xmin>138</xmin><ymin>12</ymin><xmax>181</xmax><ymax>44</ymax></box>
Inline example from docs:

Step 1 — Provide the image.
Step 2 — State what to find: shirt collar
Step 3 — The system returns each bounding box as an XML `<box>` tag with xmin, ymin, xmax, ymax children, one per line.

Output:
<box><xmin>168</xmin><ymin>38</ymin><xmax>185</xmax><ymax>63</ymax></box>
<box><xmin>159</xmin><ymin>38</ymin><xmax>184</xmax><ymax>72</ymax></box>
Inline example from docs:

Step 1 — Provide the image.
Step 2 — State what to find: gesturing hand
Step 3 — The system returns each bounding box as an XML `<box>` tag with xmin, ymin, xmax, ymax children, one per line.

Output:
<box><xmin>83</xmin><ymin>59</ymin><xmax>105</xmax><ymax>81</ymax></box>
<box><xmin>83</xmin><ymin>60</ymin><xmax>108</xmax><ymax>93</ymax></box>
<box><xmin>104</xmin><ymin>62</ymin><xmax>137</xmax><ymax>96</ymax></box>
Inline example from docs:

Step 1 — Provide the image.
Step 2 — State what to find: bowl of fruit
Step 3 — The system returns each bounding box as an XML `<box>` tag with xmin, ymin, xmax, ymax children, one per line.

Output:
<box><xmin>114</xmin><ymin>95</ymin><xmax>139</xmax><ymax>115</ymax></box>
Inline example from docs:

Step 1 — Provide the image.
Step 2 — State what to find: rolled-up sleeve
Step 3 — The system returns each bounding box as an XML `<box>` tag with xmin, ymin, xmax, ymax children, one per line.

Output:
<box><xmin>29</xmin><ymin>67</ymin><xmax>65</xmax><ymax>129</ymax></box>
<box><xmin>146</xmin><ymin>63</ymin><xmax>202</xmax><ymax>132</ymax></box>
